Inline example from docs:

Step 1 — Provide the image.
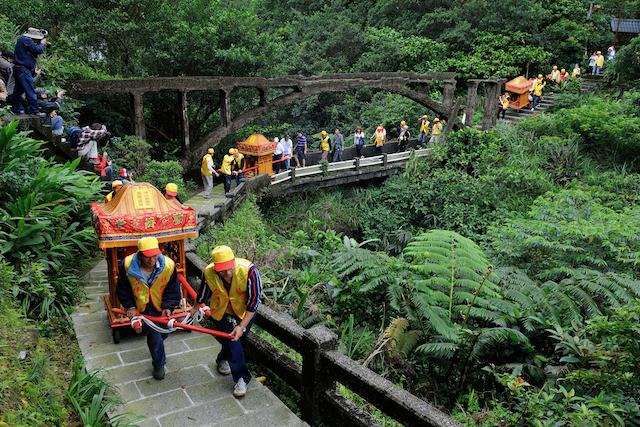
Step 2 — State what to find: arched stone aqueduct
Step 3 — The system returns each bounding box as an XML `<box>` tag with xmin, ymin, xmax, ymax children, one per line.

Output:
<box><xmin>64</xmin><ymin>73</ymin><xmax>504</xmax><ymax>170</ymax></box>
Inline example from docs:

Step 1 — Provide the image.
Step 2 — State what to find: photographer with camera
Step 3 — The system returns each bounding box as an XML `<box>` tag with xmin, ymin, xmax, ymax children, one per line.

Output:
<box><xmin>36</xmin><ymin>88</ymin><xmax>64</xmax><ymax>135</ymax></box>
<box><xmin>11</xmin><ymin>27</ymin><xmax>48</xmax><ymax>117</ymax></box>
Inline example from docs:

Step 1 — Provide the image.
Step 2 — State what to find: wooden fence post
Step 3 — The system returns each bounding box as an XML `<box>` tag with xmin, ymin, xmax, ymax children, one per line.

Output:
<box><xmin>301</xmin><ymin>327</ymin><xmax>338</xmax><ymax>425</ymax></box>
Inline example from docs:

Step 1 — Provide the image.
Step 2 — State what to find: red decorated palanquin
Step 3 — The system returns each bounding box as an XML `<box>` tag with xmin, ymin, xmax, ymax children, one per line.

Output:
<box><xmin>91</xmin><ymin>182</ymin><xmax>197</xmax><ymax>342</ymax></box>
<box><xmin>505</xmin><ymin>76</ymin><xmax>535</xmax><ymax>110</ymax></box>
<box><xmin>91</xmin><ymin>182</ymin><xmax>196</xmax><ymax>247</ymax></box>
<box><xmin>237</xmin><ymin>134</ymin><xmax>277</xmax><ymax>176</ymax></box>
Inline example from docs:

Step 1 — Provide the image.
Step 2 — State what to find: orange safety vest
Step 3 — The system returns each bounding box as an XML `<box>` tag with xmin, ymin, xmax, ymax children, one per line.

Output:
<box><xmin>124</xmin><ymin>255</ymin><xmax>175</xmax><ymax>313</ymax></box>
<box><xmin>201</xmin><ymin>154</ymin><xmax>213</xmax><ymax>176</ymax></box>
<box><xmin>204</xmin><ymin>258</ymin><xmax>251</xmax><ymax>320</ymax></box>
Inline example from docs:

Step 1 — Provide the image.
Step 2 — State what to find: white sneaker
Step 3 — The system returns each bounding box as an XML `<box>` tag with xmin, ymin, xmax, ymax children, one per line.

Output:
<box><xmin>234</xmin><ymin>378</ymin><xmax>247</xmax><ymax>397</ymax></box>
<box><xmin>218</xmin><ymin>360</ymin><xmax>231</xmax><ymax>375</ymax></box>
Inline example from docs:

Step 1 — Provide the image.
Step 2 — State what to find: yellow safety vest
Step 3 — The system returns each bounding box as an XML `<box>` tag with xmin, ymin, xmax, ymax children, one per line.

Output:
<box><xmin>533</xmin><ymin>79</ymin><xmax>545</xmax><ymax>96</ymax></box>
<box><xmin>374</xmin><ymin>130</ymin><xmax>385</xmax><ymax>147</ymax></box>
<box><xmin>321</xmin><ymin>136</ymin><xmax>330</xmax><ymax>151</ymax></box>
<box><xmin>105</xmin><ymin>191</ymin><xmax>114</xmax><ymax>203</ymax></box>
<box><xmin>124</xmin><ymin>255</ymin><xmax>175</xmax><ymax>313</ymax></box>
<box><xmin>201</xmin><ymin>154</ymin><xmax>213</xmax><ymax>176</ymax></box>
<box><xmin>596</xmin><ymin>55</ymin><xmax>604</xmax><ymax>67</ymax></box>
<box><xmin>221</xmin><ymin>155</ymin><xmax>234</xmax><ymax>175</ymax></box>
<box><xmin>432</xmin><ymin>123</ymin><xmax>442</xmax><ymax>135</ymax></box>
<box><xmin>572</xmin><ymin>67</ymin><xmax>580</xmax><ymax>77</ymax></box>
<box><xmin>420</xmin><ymin>120</ymin><xmax>430</xmax><ymax>134</ymax></box>
<box><xmin>203</xmin><ymin>258</ymin><xmax>251</xmax><ymax>321</ymax></box>
<box><xmin>551</xmin><ymin>69</ymin><xmax>560</xmax><ymax>83</ymax></box>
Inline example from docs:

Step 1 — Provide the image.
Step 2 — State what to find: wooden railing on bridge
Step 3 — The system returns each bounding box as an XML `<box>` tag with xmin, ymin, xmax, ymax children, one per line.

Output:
<box><xmin>184</xmin><ymin>246</ymin><xmax>463</xmax><ymax>427</ymax></box>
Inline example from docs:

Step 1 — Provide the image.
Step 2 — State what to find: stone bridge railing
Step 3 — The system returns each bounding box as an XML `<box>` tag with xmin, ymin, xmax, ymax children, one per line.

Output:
<box><xmin>184</xmin><ymin>245</ymin><xmax>463</xmax><ymax>427</ymax></box>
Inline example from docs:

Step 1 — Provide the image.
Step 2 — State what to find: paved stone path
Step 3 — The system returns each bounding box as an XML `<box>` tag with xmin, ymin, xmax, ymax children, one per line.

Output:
<box><xmin>184</xmin><ymin>181</ymin><xmax>229</xmax><ymax>214</ymax></box>
<box><xmin>72</xmin><ymin>260</ymin><xmax>307</xmax><ymax>427</ymax></box>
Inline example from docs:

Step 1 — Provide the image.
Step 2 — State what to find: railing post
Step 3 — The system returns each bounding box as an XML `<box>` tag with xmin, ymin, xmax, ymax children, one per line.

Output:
<box><xmin>355</xmin><ymin>157</ymin><xmax>360</xmax><ymax>172</ymax></box>
<box><xmin>301</xmin><ymin>326</ymin><xmax>338</xmax><ymax>425</ymax></box>
<box><xmin>383</xmin><ymin>153</ymin><xmax>388</xmax><ymax>168</ymax></box>
<box><xmin>290</xmin><ymin>167</ymin><xmax>296</xmax><ymax>183</ymax></box>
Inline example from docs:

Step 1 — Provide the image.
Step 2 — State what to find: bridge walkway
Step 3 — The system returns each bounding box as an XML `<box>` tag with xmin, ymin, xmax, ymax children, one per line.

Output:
<box><xmin>71</xmin><ymin>260</ymin><xmax>307</xmax><ymax>427</ymax></box>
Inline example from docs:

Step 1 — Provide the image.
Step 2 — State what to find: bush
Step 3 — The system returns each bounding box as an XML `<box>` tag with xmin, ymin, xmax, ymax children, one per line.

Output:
<box><xmin>107</xmin><ymin>135</ymin><xmax>153</xmax><ymax>177</ymax></box>
<box><xmin>140</xmin><ymin>160</ymin><xmax>188</xmax><ymax>201</ymax></box>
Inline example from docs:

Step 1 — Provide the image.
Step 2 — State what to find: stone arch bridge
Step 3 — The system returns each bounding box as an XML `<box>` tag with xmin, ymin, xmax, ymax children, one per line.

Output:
<box><xmin>64</xmin><ymin>73</ymin><xmax>503</xmax><ymax>170</ymax></box>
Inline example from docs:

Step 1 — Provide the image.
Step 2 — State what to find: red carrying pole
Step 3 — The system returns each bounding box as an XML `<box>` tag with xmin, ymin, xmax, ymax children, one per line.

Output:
<box><xmin>178</xmin><ymin>273</ymin><xmax>197</xmax><ymax>300</ymax></box>
<box><xmin>112</xmin><ymin>308</ymin><xmax>233</xmax><ymax>338</ymax></box>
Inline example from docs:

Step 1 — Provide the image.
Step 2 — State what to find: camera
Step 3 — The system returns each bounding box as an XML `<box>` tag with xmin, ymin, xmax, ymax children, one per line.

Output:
<box><xmin>40</xmin><ymin>29</ymin><xmax>51</xmax><ymax>48</ymax></box>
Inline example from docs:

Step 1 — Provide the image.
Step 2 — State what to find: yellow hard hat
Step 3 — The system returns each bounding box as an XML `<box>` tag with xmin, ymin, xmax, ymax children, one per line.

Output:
<box><xmin>138</xmin><ymin>236</ymin><xmax>161</xmax><ymax>257</ymax></box>
<box><xmin>538</xmin><ymin>74</ymin><xmax>543</xmax><ymax>79</ymax></box>
<box><xmin>561</xmin><ymin>68</ymin><xmax>566</xmax><ymax>73</ymax></box>
<box><xmin>400</xmin><ymin>121</ymin><xmax>406</xmax><ymax>125</ymax></box>
<box><xmin>207</xmin><ymin>148</ymin><xmax>215</xmax><ymax>154</ymax></box>
<box><xmin>229</xmin><ymin>148</ymin><xmax>238</xmax><ymax>155</ymax></box>
<box><xmin>320</xmin><ymin>131</ymin><xmax>327</xmax><ymax>135</ymax></box>
<box><xmin>553</xmin><ymin>66</ymin><xmax>557</xmax><ymax>70</ymax></box>
<box><xmin>112</xmin><ymin>180</ymin><xmax>123</xmax><ymax>188</ymax></box>
<box><xmin>433</xmin><ymin>118</ymin><xmax>440</xmax><ymax>122</ymax></box>
<box><xmin>211</xmin><ymin>245</ymin><xmax>235</xmax><ymax>272</ymax></box>
<box><xmin>165</xmin><ymin>183</ymin><xmax>178</xmax><ymax>196</ymax></box>
<box><xmin>597</xmin><ymin>51</ymin><xmax>601</xmax><ymax>55</ymax></box>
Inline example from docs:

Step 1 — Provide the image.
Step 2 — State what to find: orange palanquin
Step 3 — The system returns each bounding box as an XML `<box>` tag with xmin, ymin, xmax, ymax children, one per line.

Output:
<box><xmin>505</xmin><ymin>76</ymin><xmax>535</xmax><ymax>110</ymax></box>
<box><xmin>91</xmin><ymin>182</ymin><xmax>197</xmax><ymax>342</ymax></box>
<box><xmin>236</xmin><ymin>134</ymin><xmax>277</xmax><ymax>176</ymax></box>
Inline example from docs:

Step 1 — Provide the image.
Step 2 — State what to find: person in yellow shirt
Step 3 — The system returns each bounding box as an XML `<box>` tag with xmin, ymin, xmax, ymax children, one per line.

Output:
<box><xmin>548</xmin><ymin>66</ymin><xmax>560</xmax><ymax>87</ymax></box>
<box><xmin>429</xmin><ymin>118</ymin><xmax>442</xmax><ymax>144</ymax></box>
<box><xmin>531</xmin><ymin>74</ymin><xmax>546</xmax><ymax>111</ymax></box>
<box><xmin>417</xmin><ymin>115</ymin><xmax>429</xmax><ymax>148</ymax></box>
<box><xmin>201</xmin><ymin>148</ymin><xmax>219</xmax><ymax>199</ymax></box>
<box><xmin>594</xmin><ymin>51</ymin><xmax>604</xmax><ymax>75</ymax></box>
<box><xmin>189</xmin><ymin>245</ymin><xmax>262</xmax><ymax>397</ymax></box>
<box><xmin>370</xmin><ymin>124</ymin><xmax>386</xmax><ymax>156</ymax></box>
<box><xmin>220</xmin><ymin>149</ymin><xmax>236</xmax><ymax>194</ymax></box>
<box><xmin>319</xmin><ymin>130</ymin><xmax>330</xmax><ymax>160</ymax></box>
<box><xmin>572</xmin><ymin>63</ymin><xmax>581</xmax><ymax>77</ymax></box>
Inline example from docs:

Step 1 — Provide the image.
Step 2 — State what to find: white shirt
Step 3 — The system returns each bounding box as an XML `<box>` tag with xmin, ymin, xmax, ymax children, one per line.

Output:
<box><xmin>282</xmin><ymin>138</ymin><xmax>293</xmax><ymax>155</ymax></box>
<box><xmin>275</xmin><ymin>141</ymin><xmax>284</xmax><ymax>155</ymax></box>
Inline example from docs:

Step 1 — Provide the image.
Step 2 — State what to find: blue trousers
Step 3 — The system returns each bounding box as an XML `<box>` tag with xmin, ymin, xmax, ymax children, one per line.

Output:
<box><xmin>418</xmin><ymin>132</ymin><xmax>428</xmax><ymax>148</ymax></box>
<box><xmin>235</xmin><ymin>172</ymin><xmax>246</xmax><ymax>186</ymax></box>
<box><xmin>143</xmin><ymin>323</ymin><xmax>169</xmax><ymax>368</ymax></box>
<box><xmin>332</xmin><ymin>149</ymin><xmax>343</xmax><ymax>162</ymax></box>
<box><xmin>52</xmin><ymin>116</ymin><xmax>63</xmax><ymax>135</ymax></box>
<box><xmin>214</xmin><ymin>313</ymin><xmax>255</xmax><ymax>384</ymax></box>
<box><xmin>223</xmin><ymin>174</ymin><xmax>232</xmax><ymax>193</ymax></box>
<box><xmin>11</xmin><ymin>67</ymin><xmax>39</xmax><ymax>114</ymax></box>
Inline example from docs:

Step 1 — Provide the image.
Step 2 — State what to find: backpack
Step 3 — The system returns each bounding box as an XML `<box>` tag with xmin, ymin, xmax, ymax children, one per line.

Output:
<box><xmin>66</xmin><ymin>126</ymin><xmax>83</xmax><ymax>149</ymax></box>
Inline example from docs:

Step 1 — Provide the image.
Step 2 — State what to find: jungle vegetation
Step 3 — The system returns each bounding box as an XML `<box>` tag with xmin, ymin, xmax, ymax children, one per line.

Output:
<box><xmin>2</xmin><ymin>0</ymin><xmax>640</xmax><ymax>426</ymax></box>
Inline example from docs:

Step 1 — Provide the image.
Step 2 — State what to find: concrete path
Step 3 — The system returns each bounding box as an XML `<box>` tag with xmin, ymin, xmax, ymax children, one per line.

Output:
<box><xmin>72</xmin><ymin>260</ymin><xmax>307</xmax><ymax>427</ymax></box>
<box><xmin>184</xmin><ymin>181</ymin><xmax>229</xmax><ymax>213</ymax></box>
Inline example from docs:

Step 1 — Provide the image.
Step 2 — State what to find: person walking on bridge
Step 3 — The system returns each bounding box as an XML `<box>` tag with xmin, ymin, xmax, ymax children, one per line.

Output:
<box><xmin>371</xmin><ymin>124</ymin><xmax>386</xmax><ymax>156</ymax></box>
<box><xmin>116</xmin><ymin>237</ymin><xmax>180</xmax><ymax>380</ymax></box>
<box><xmin>221</xmin><ymin>149</ymin><xmax>236</xmax><ymax>194</ymax></box>
<box><xmin>282</xmin><ymin>134</ymin><xmax>293</xmax><ymax>170</ymax></box>
<box><xmin>190</xmin><ymin>245</ymin><xmax>262</xmax><ymax>397</ymax></box>
<box><xmin>332</xmin><ymin>128</ymin><xmax>344</xmax><ymax>162</ymax></box>
<box><xmin>429</xmin><ymin>118</ymin><xmax>442</xmax><ymax>144</ymax></box>
<box><xmin>417</xmin><ymin>115</ymin><xmax>430</xmax><ymax>149</ymax></box>
<box><xmin>201</xmin><ymin>148</ymin><xmax>219</xmax><ymax>199</ymax></box>
<box><xmin>294</xmin><ymin>131</ymin><xmax>307</xmax><ymax>168</ymax></box>
<box><xmin>319</xmin><ymin>131</ymin><xmax>330</xmax><ymax>160</ymax></box>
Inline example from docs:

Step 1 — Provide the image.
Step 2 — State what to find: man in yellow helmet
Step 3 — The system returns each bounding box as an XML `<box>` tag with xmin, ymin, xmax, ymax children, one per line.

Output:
<box><xmin>201</xmin><ymin>148</ymin><xmax>219</xmax><ymax>199</ymax></box>
<box><xmin>319</xmin><ymin>130</ymin><xmax>330</xmax><ymax>160</ymax></box>
<box><xmin>429</xmin><ymin>118</ymin><xmax>442</xmax><ymax>144</ymax></box>
<box><xmin>104</xmin><ymin>180</ymin><xmax>123</xmax><ymax>203</ymax></box>
<box><xmin>221</xmin><ymin>149</ymin><xmax>237</xmax><ymax>194</ymax></box>
<box><xmin>116</xmin><ymin>237</ymin><xmax>180</xmax><ymax>380</ymax></box>
<box><xmin>531</xmin><ymin>74</ymin><xmax>546</xmax><ymax>111</ymax></box>
<box><xmin>189</xmin><ymin>245</ymin><xmax>262</xmax><ymax>397</ymax></box>
<box><xmin>164</xmin><ymin>183</ymin><xmax>185</xmax><ymax>209</ymax></box>
<box><xmin>417</xmin><ymin>115</ymin><xmax>430</xmax><ymax>148</ymax></box>
<box><xmin>594</xmin><ymin>50</ymin><xmax>604</xmax><ymax>75</ymax></box>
